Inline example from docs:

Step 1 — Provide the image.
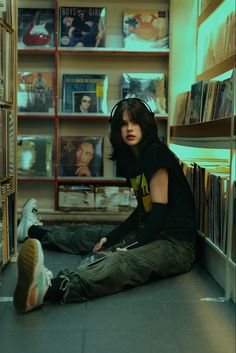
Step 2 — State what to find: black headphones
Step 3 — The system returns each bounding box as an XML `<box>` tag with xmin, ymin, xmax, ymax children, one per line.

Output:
<box><xmin>109</xmin><ymin>97</ymin><xmax>155</xmax><ymax>124</ymax></box>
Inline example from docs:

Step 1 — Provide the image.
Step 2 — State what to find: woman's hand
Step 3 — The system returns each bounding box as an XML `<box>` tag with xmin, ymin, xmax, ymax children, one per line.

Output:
<box><xmin>93</xmin><ymin>237</ymin><xmax>107</xmax><ymax>252</ymax></box>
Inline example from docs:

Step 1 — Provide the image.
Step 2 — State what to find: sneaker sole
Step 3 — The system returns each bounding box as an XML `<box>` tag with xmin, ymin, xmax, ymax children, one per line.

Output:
<box><xmin>13</xmin><ymin>239</ymin><xmax>44</xmax><ymax>313</ymax></box>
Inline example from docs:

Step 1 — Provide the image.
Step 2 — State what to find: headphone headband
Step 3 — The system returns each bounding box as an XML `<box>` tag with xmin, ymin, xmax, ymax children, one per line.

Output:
<box><xmin>109</xmin><ymin>97</ymin><xmax>154</xmax><ymax>124</ymax></box>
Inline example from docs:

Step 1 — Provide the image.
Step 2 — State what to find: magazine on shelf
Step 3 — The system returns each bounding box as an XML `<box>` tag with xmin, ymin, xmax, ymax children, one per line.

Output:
<box><xmin>17</xmin><ymin>135</ymin><xmax>54</xmax><ymax>178</ymax></box>
<box><xmin>18</xmin><ymin>71</ymin><xmax>54</xmax><ymax>113</ymax></box>
<box><xmin>59</xmin><ymin>6</ymin><xmax>106</xmax><ymax>48</ymax></box>
<box><xmin>62</xmin><ymin>73</ymin><xmax>108</xmax><ymax>113</ymax></box>
<box><xmin>18</xmin><ymin>8</ymin><xmax>55</xmax><ymax>49</ymax></box>
<box><xmin>121</xmin><ymin>72</ymin><xmax>168</xmax><ymax>114</ymax></box>
<box><xmin>123</xmin><ymin>8</ymin><xmax>169</xmax><ymax>49</ymax></box>
<box><xmin>59</xmin><ymin>135</ymin><xmax>103</xmax><ymax>177</ymax></box>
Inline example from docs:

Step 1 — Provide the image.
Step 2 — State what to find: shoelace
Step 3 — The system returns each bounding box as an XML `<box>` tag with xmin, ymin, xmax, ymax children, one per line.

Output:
<box><xmin>26</xmin><ymin>210</ymin><xmax>43</xmax><ymax>226</ymax></box>
<box><xmin>43</xmin><ymin>266</ymin><xmax>53</xmax><ymax>288</ymax></box>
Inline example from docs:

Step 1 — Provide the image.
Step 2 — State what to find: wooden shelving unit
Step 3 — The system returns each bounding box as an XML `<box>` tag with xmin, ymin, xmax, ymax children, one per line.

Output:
<box><xmin>169</xmin><ymin>0</ymin><xmax>235</xmax><ymax>302</ymax></box>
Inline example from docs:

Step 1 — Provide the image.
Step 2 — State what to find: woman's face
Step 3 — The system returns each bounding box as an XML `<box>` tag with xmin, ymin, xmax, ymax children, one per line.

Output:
<box><xmin>120</xmin><ymin>110</ymin><xmax>143</xmax><ymax>146</ymax></box>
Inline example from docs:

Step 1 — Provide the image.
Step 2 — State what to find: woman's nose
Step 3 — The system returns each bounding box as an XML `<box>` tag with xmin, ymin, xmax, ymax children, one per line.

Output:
<box><xmin>127</xmin><ymin>122</ymin><xmax>133</xmax><ymax>130</ymax></box>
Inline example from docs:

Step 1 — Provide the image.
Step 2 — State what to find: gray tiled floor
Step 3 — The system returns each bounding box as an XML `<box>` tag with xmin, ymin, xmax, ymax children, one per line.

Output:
<box><xmin>0</xmin><ymin>248</ymin><xmax>235</xmax><ymax>353</ymax></box>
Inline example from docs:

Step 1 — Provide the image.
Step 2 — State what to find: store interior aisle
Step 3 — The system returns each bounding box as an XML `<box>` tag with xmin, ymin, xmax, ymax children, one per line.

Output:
<box><xmin>0</xmin><ymin>247</ymin><xmax>235</xmax><ymax>353</ymax></box>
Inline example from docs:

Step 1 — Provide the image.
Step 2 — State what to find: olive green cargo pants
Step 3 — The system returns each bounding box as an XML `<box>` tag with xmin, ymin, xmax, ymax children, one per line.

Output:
<box><xmin>42</xmin><ymin>223</ymin><xmax>195</xmax><ymax>304</ymax></box>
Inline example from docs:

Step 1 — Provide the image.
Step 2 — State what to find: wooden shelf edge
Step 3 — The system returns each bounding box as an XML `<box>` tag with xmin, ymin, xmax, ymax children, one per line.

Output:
<box><xmin>198</xmin><ymin>0</ymin><xmax>224</xmax><ymax>26</ymax></box>
<box><xmin>17</xmin><ymin>209</ymin><xmax>129</xmax><ymax>223</ymax></box>
<box><xmin>197</xmin><ymin>54</ymin><xmax>235</xmax><ymax>81</ymax></box>
<box><xmin>170</xmin><ymin>117</ymin><xmax>231</xmax><ymax>138</ymax></box>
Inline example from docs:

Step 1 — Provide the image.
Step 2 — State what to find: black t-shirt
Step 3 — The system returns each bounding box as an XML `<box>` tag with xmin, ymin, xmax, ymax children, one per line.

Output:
<box><xmin>106</xmin><ymin>141</ymin><xmax>197</xmax><ymax>246</ymax></box>
<box><xmin>130</xmin><ymin>142</ymin><xmax>197</xmax><ymax>240</ymax></box>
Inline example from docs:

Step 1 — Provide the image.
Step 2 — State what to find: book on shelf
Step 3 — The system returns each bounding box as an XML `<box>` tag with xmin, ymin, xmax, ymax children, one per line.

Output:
<box><xmin>8</xmin><ymin>110</ymin><xmax>14</xmax><ymax>177</ymax></box>
<box><xmin>18</xmin><ymin>71</ymin><xmax>55</xmax><ymax>113</ymax></box>
<box><xmin>0</xmin><ymin>108</ymin><xmax>14</xmax><ymax>180</ymax></box>
<box><xmin>123</xmin><ymin>8</ymin><xmax>169</xmax><ymax>49</ymax></box>
<box><xmin>173</xmin><ymin>91</ymin><xmax>189</xmax><ymax>125</ymax></box>
<box><xmin>18</xmin><ymin>8</ymin><xmax>55</xmax><ymax>49</ymax></box>
<box><xmin>0</xmin><ymin>0</ymin><xmax>12</xmax><ymax>27</ymax></box>
<box><xmin>0</xmin><ymin>26</ymin><xmax>14</xmax><ymax>102</ymax></box>
<box><xmin>59</xmin><ymin>6</ymin><xmax>105</xmax><ymax>48</ymax></box>
<box><xmin>62</xmin><ymin>73</ymin><xmax>108</xmax><ymax>113</ymax></box>
<box><xmin>59</xmin><ymin>136</ymin><xmax>103</xmax><ymax>177</ymax></box>
<box><xmin>58</xmin><ymin>185</ymin><xmax>95</xmax><ymax>211</ymax></box>
<box><xmin>121</xmin><ymin>72</ymin><xmax>168</xmax><ymax>114</ymax></box>
<box><xmin>181</xmin><ymin>159</ymin><xmax>230</xmax><ymax>253</ymax></box>
<box><xmin>17</xmin><ymin>135</ymin><xmax>54</xmax><ymax>178</ymax></box>
<box><xmin>0</xmin><ymin>28</ymin><xmax>3</xmax><ymax>100</ymax></box>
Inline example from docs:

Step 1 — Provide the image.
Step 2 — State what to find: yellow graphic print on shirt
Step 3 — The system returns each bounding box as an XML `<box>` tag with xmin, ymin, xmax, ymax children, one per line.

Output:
<box><xmin>130</xmin><ymin>173</ymin><xmax>152</xmax><ymax>213</ymax></box>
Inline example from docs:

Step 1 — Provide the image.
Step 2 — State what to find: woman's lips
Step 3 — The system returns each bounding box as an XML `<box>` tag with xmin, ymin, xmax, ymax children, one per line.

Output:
<box><xmin>127</xmin><ymin>134</ymin><xmax>135</xmax><ymax>140</ymax></box>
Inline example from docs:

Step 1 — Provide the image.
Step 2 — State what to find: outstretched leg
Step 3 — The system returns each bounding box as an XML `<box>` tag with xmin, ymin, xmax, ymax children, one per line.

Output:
<box><xmin>13</xmin><ymin>238</ymin><xmax>195</xmax><ymax>313</ymax></box>
<box><xmin>17</xmin><ymin>199</ymin><xmax>116</xmax><ymax>254</ymax></box>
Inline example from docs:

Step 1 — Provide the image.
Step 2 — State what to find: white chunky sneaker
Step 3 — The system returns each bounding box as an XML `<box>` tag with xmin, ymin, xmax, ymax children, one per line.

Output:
<box><xmin>17</xmin><ymin>198</ymin><xmax>43</xmax><ymax>243</ymax></box>
<box><xmin>14</xmin><ymin>238</ymin><xmax>53</xmax><ymax>313</ymax></box>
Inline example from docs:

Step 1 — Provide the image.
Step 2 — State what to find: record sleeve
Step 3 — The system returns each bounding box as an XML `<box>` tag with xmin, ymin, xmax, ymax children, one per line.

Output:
<box><xmin>18</xmin><ymin>8</ymin><xmax>55</xmax><ymax>49</ymax></box>
<box><xmin>59</xmin><ymin>6</ymin><xmax>105</xmax><ymax>48</ymax></box>
<box><xmin>59</xmin><ymin>136</ymin><xmax>103</xmax><ymax>177</ymax></box>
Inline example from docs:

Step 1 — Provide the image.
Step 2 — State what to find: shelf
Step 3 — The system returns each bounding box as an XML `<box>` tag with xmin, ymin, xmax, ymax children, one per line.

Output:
<box><xmin>170</xmin><ymin>117</ymin><xmax>231</xmax><ymax>139</ymax></box>
<box><xmin>198</xmin><ymin>0</ymin><xmax>224</xmax><ymax>26</ymax></box>
<box><xmin>197</xmin><ymin>54</ymin><xmax>235</xmax><ymax>81</ymax></box>
<box><xmin>18</xmin><ymin>48</ymin><xmax>56</xmax><ymax>55</ymax></box>
<box><xmin>57</xmin><ymin>47</ymin><xmax>169</xmax><ymax>57</ymax></box>
<box><xmin>18</xmin><ymin>113</ymin><xmax>56</xmax><ymax>119</ymax></box>
<box><xmin>18</xmin><ymin>178</ymin><xmax>56</xmax><ymax>182</ymax></box>
<box><xmin>57</xmin><ymin>113</ymin><xmax>110</xmax><ymax>120</ymax></box>
<box><xmin>0</xmin><ymin>100</ymin><xmax>13</xmax><ymax>108</ymax></box>
<box><xmin>0</xmin><ymin>18</ymin><xmax>14</xmax><ymax>33</ymax></box>
<box><xmin>57</xmin><ymin>177</ymin><xmax>126</xmax><ymax>185</ymax></box>
<box><xmin>18</xmin><ymin>47</ymin><xmax>169</xmax><ymax>57</ymax></box>
<box><xmin>17</xmin><ymin>113</ymin><xmax>168</xmax><ymax>121</ymax></box>
<box><xmin>17</xmin><ymin>209</ymin><xmax>129</xmax><ymax>223</ymax></box>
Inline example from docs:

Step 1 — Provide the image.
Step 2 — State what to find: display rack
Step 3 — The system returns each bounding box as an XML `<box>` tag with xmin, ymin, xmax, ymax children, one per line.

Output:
<box><xmin>17</xmin><ymin>0</ymin><xmax>170</xmax><ymax>221</ymax></box>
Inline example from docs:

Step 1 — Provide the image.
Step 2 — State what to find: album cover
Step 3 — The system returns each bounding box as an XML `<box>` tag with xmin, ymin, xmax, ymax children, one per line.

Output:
<box><xmin>59</xmin><ymin>136</ymin><xmax>103</xmax><ymax>177</ymax></box>
<box><xmin>17</xmin><ymin>135</ymin><xmax>54</xmax><ymax>178</ymax></box>
<box><xmin>62</xmin><ymin>73</ymin><xmax>108</xmax><ymax>113</ymax></box>
<box><xmin>95</xmin><ymin>186</ymin><xmax>137</xmax><ymax>212</ymax></box>
<box><xmin>122</xmin><ymin>72</ymin><xmax>168</xmax><ymax>114</ymax></box>
<box><xmin>18</xmin><ymin>71</ymin><xmax>54</xmax><ymax>113</ymax></box>
<box><xmin>123</xmin><ymin>8</ymin><xmax>169</xmax><ymax>49</ymax></box>
<box><xmin>18</xmin><ymin>8</ymin><xmax>55</xmax><ymax>49</ymax></box>
<box><xmin>58</xmin><ymin>185</ymin><xmax>95</xmax><ymax>211</ymax></box>
<box><xmin>59</xmin><ymin>6</ymin><xmax>105</xmax><ymax>47</ymax></box>
<box><xmin>189</xmin><ymin>80</ymin><xmax>209</xmax><ymax>124</ymax></box>
<box><xmin>173</xmin><ymin>91</ymin><xmax>189</xmax><ymax>125</ymax></box>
